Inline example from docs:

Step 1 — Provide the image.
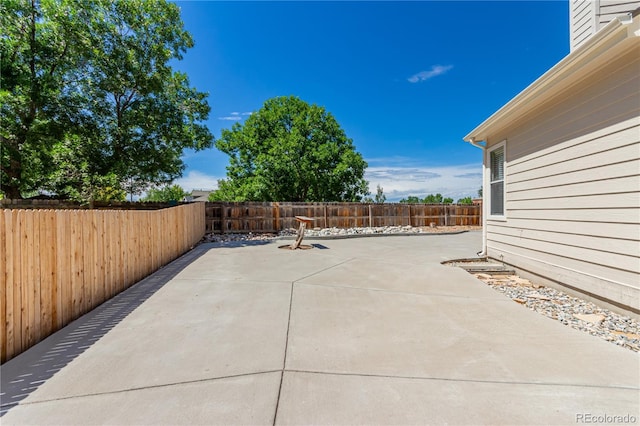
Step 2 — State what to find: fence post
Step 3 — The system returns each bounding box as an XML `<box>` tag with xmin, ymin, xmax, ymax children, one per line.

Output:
<box><xmin>324</xmin><ymin>204</ymin><xmax>328</xmax><ymax>228</ymax></box>
<box><xmin>222</xmin><ymin>203</ymin><xmax>227</xmax><ymax>234</ymax></box>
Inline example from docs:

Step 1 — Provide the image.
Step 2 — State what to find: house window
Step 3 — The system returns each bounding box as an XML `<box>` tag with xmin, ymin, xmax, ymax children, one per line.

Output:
<box><xmin>489</xmin><ymin>142</ymin><xmax>505</xmax><ymax>217</ymax></box>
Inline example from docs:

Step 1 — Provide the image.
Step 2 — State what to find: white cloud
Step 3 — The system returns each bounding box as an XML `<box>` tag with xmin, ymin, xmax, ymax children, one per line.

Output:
<box><xmin>408</xmin><ymin>65</ymin><xmax>453</xmax><ymax>83</ymax></box>
<box><xmin>364</xmin><ymin>161</ymin><xmax>481</xmax><ymax>202</ymax></box>
<box><xmin>218</xmin><ymin>111</ymin><xmax>252</xmax><ymax>120</ymax></box>
<box><xmin>172</xmin><ymin>159</ymin><xmax>480</xmax><ymax>201</ymax></box>
<box><xmin>173</xmin><ymin>171</ymin><xmax>220</xmax><ymax>192</ymax></box>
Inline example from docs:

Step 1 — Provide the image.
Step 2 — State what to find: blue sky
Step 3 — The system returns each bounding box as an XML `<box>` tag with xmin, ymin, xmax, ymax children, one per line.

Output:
<box><xmin>172</xmin><ymin>1</ymin><xmax>569</xmax><ymax>201</ymax></box>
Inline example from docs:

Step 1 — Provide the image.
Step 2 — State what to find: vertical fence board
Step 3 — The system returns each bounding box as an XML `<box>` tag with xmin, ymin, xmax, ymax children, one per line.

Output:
<box><xmin>115</xmin><ymin>210</ymin><xmax>124</xmax><ymax>294</ymax></box>
<box><xmin>141</xmin><ymin>211</ymin><xmax>149</xmax><ymax>277</ymax></box>
<box><xmin>11</xmin><ymin>211</ymin><xmax>21</xmax><ymax>354</ymax></box>
<box><xmin>171</xmin><ymin>207</ymin><xmax>178</xmax><ymax>259</ymax></box>
<box><xmin>131</xmin><ymin>211</ymin><xmax>140</xmax><ymax>283</ymax></box>
<box><xmin>55</xmin><ymin>210</ymin><xmax>68</xmax><ymax>329</ymax></box>
<box><xmin>126</xmin><ymin>211</ymin><xmax>134</xmax><ymax>288</ymax></box>
<box><xmin>92</xmin><ymin>212</ymin><xmax>100</xmax><ymax>304</ymax></box>
<box><xmin>152</xmin><ymin>210</ymin><xmax>160</xmax><ymax>272</ymax></box>
<box><xmin>38</xmin><ymin>210</ymin><xmax>51</xmax><ymax>341</ymax></box>
<box><xmin>47</xmin><ymin>210</ymin><xmax>57</xmax><ymax>337</ymax></box>
<box><xmin>103</xmin><ymin>211</ymin><xmax>112</xmax><ymax>300</ymax></box>
<box><xmin>110</xmin><ymin>211</ymin><xmax>119</xmax><ymax>298</ymax></box>
<box><xmin>19</xmin><ymin>210</ymin><xmax>31</xmax><ymax>352</ymax></box>
<box><xmin>83</xmin><ymin>211</ymin><xmax>94</xmax><ymax>314</ymax></box>
<box><xmin>0</xmin><ymin>210</ymin><xmax>6</xmax><ymax>362</ymax></box>
<box><xmin>31</xmin><ymin>210</ymin><xmax>41</xmax><ymax>347</ymax></box>
<box><xmin>73</xmin><ymin>211</ymin><xmax>84</xmax><ymax>319</ymax></box>
<box><xmin>7</xmin><ymin>211</ymin><xmax>18</xmax><ymax>359</ymax></box>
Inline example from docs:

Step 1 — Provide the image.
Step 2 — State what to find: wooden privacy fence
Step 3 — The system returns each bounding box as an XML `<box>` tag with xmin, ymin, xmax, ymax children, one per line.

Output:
<box><xmin>0</xmin><ymin>203</ymin><xmax>205</xmax><ymax>363</ymax></box>
<box><xmin>206</xmin><ymin>202</ymin><xmax>481</xmax><ymax>233</ymax></box>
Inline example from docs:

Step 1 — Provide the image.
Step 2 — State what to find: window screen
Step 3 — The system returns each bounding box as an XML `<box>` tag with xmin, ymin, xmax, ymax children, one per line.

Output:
<box><xmin>490</xmin><ymin>146</ymin><xmax>504</xmax><ymax>216</ymax></box>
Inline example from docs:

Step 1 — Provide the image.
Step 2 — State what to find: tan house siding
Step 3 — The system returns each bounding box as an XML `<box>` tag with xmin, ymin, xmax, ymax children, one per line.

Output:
<box><xmin>483</xmin><ymin>49</ymin><xmax>640</xmax><ymax>312</ymax></box>
<box><xmin>570</xmin><ymin>0</ymin><xmax>640</xmax><ymax>51</ymax></box>
<box><xmin>599</xmin><ymin>0</ymin><xmax>640</xmax><ymax>26</ymax></box>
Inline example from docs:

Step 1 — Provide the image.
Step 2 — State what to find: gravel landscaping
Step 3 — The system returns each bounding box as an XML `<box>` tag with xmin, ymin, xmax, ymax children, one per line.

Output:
<box><xmin>474</xmin><ymin>273</ymin><xmax>640</xmax><ymax>352</ymax></box>
<box><xmin>201</xmin><ymin>225</ymin><xmax>481</xmax><ymax>243</ymax></box>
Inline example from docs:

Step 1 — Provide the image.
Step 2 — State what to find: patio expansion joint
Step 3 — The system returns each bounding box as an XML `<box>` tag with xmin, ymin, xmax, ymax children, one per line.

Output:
<box><xmin>3</xmin><ymin>370</ymin><xmax>283</xmax><ymax>409</ymax></box>
<box><xmin>291</xmin><ymin>257</ymin><xmax>358</xmax><ymax>283</ymax></box>
<box><xmin>273</xmin><ymin>281</ymin><xmax>295</xmax><ymax>426</ymax></box>
<box><xmin>171</xmin><ymin>277</ymin><xmax>294</xmax><ymax>285</ymax></box>
<box><xmin>294</xmin><ymin>281</ymin><xmax>513</xmax><ymax>302</ymax></box>
<box><xmin>283</xmin><ymin>369</ymin><xmax>640</xmax><ymax>392</ymax></box>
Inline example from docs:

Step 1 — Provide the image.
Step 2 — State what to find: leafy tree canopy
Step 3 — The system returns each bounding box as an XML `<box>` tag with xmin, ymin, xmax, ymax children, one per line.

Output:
<box><xmin>400</xmin><ymin>193</ymin><xmax>454</xmax><ymax>204</ymax></box>
<box><xmin>1</xmin><ymin>0</ymin><xmax>213</xmax><ymax>200</ymax></box>
<box><xmin>142</xmin><ymin>184</ymin><xmax>188</xmax><ymax>202</ymax></box>
<box><xmin>457</xmin><ymin>196</ymin><xmax>473</xmax><ymax>205</ymax></box>
<box><xmin>399</xmin><ymin>196</ymin><xmax>421</xmax><ymax>204</ymax></box>
<box><xmin>211</xmin><ymin>96</ymin><xmax>369</xmax><ymax>202</ymax></box>
<box><xmin>423</xmin><ymin>193</ymin><xmax>444</xmax><ymax>204</ymax></box>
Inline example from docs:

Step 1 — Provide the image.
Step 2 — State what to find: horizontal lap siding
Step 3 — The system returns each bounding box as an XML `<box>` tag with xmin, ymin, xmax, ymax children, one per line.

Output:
<box><xmin>570</xmin><ymin>1</ymin><xmax>640</xmax><ymax>51</ymax></box>
<box><xmin>598</xmin><ymin>1</ymin><xmax>640</xmax><ymax>26</ymax></box>
<box><xmin>486</xmin><ymin>50</ymin><xmax>640</xmax><ymax>312</ymax></box>
<box><xmin>487</xmin><ymin>240</ymin><xmax>639</xmax><ymax>310</ymax></box>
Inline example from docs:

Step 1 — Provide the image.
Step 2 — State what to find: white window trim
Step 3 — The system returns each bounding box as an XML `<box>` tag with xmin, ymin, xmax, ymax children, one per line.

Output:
<box><xmin>487</xmin><ymin>140</ymin><xmax>507</xmax><ymax>221</ymax></box>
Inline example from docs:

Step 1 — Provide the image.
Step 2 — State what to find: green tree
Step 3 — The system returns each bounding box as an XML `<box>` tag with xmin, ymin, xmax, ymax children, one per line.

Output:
<box><xmin>443</xmin><ymin>197</ymin><xmax>454</xmax><ymax>204</ymax></box>
<box><xmin>457</xmin><ymin>196</ymin><xmax>473</xmax><ymax>205</ymax></box>
<box><xmin>1</xmin><ymin>0</ymin><xmax>213</xmax><ymax>200</ymax></box>
<box><xmin>374</xmin><ymin>184</ymin><xmax>386</xmax><ymax>203</ymax></box>
<box><xmin>423</xmin><ymin>193</ymin><xmax>443</xmax><ymax>204</ymax></box>
<box><xmin>213</xmin><ymin>96</ymin><xmax>368</xmax><ymax>202</ymax></box>
<box><xmin>399</xmin><ymin>196</ymin><xmax>421</xmax><ymax>203</ymax></box>
<box><xmin>47</xmin><ymin>135</ymin><xmax>127</xmax><ymax>202</ymax></box>
<box><xmin>142</xmin><ymin>184</ymin><xmax>188</xmax><ymax>202</ymax></box>
<box><xmin>478</xmin><ymin>187</ymin><xmax>483</xmax><ymax>197</ymax></box>
<box><xmin>1</xmin><ymin>0</ymin><xmax>86</xmax><ymax>198</ymax></box>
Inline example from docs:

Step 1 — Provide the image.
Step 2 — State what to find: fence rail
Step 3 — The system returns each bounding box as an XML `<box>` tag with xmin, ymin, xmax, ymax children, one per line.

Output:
<box><xmin>205</xmin><ymin>202</ymin><xmax>481</xmax><ymax>233</ymax></box>
<box><xmin>0</xmin><ymin>203</ymin><xmax>205</xmax><ymax>364</ymax></box>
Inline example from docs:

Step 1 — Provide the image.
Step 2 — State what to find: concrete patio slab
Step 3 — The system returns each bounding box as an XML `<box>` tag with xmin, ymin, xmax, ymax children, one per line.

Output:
<box><xmin>4</xmin><ymin>371</ymin><xmax>281</xmax><ymax>425</ymax></box>
<box><xmin>286</xmin><ymin>283</ymin><xmax>637</xmax><ymax>386</ymax></box>
<box><xmin>12</xmin><ymin>278</ymin><xmax>291</xmax><ymax>401</ymax></box>
<box><xmin>297</xmin><ymin>258</ymin><xmax>506</xmax><ymax>299</ymax></box>
<box><xmin>173</xmin><ymin>242</ymin><xmax>349</xmax><ymax>282</ymax></box>
<box><xmin>2</xmin><ymin>231</ymin><xmax>638</xmax><ymax>425</ymax></box>
<box><xmin>276</xmin><ymin>371</ymin><xmax>639</xmax><ymax>426</ymax></box>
